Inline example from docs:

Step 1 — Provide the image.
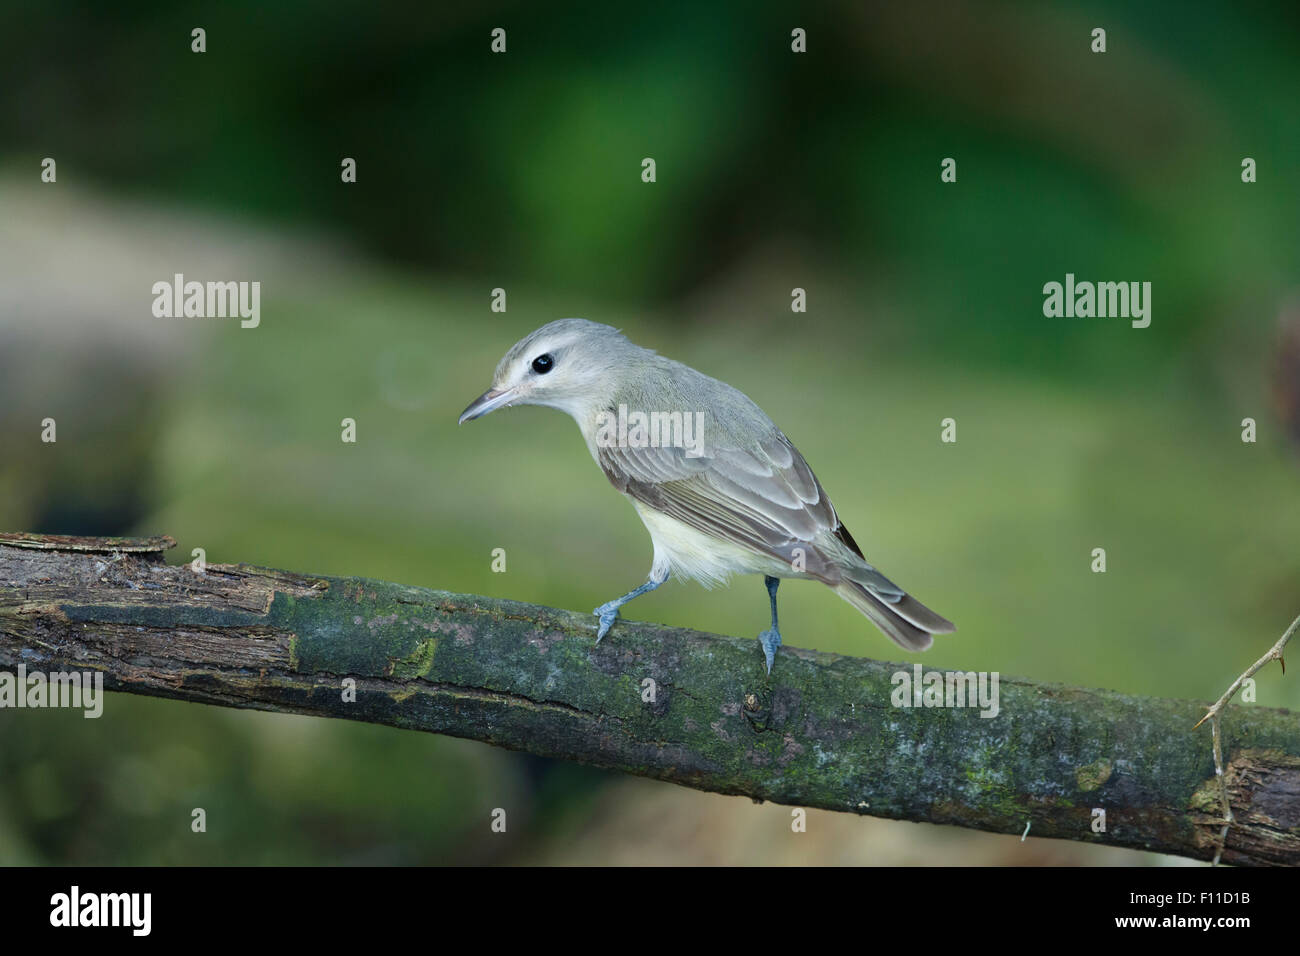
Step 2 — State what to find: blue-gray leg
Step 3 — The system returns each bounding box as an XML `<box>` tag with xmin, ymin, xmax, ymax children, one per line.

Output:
<box><xmin>758</xmin><ymin>575</ymin><xmax>783</xmax><ymax>674</ymax></box>
<box><xmin>593</xmin><ymin>570</ymin><xmax>668</xmax><ymax>642</ymax></box>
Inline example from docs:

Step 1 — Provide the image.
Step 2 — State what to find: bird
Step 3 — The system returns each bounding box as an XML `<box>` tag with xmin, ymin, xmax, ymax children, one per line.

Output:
<box><xmin>458</xmin><ymin>318</ymin><xmax>954</xmax><ymax>672</ymax></box>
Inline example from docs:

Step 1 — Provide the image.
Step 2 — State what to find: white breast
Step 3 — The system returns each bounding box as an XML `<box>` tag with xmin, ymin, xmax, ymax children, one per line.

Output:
<box><xmin>629</xmin><ymin>499</ymin><xmax>796</xmax><ymax>588</ymax></box>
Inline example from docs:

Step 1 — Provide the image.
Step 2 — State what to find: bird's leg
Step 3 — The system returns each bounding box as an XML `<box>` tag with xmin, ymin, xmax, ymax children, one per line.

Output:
<box><xmin>593</xmin><ymin>570</ymin><xmax>668</xmax><ymax>642</ymax></box>
<box><xmin>758</xmin><ymin>575</ymin><xmax>783</xmax><ymax>674</ymax></box>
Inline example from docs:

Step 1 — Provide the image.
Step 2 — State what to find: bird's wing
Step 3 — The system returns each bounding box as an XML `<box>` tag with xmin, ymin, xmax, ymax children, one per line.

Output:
<box><xmin>597</xmin><ymin>431</ymin><xmax>902</xmax><ymax>594</ymax></box>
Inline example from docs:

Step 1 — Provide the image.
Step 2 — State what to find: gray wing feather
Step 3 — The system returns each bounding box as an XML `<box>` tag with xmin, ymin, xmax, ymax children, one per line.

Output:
<box><xmin>597</xmin><ymin>428</ymin><xmax>901</xmax><ymax>594</ymax></box>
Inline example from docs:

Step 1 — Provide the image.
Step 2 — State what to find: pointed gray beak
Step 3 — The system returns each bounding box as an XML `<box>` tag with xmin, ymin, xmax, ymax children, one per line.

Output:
<box><xmin>458</xmin><ymin>386</ymin><xmax>517</xmax><ymax>424</ymax></box>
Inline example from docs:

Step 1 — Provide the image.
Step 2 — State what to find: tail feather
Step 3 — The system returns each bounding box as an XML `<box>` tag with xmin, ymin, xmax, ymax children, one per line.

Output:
<box><xmin>835</xmin><ymin>578</ymin><xmax>954</xmax><ymax>652</ymax></box>
<box><xmin>882</xmin><ymin>592</ymin><xmax>956</xmax><ymax>634</ymax></box>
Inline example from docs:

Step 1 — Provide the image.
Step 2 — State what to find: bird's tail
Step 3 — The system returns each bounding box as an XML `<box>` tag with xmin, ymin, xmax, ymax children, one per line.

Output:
<box><xmin>834</xmin><ymin>573</ymin><xmax>955</xmax><ymax>652</ymax></box>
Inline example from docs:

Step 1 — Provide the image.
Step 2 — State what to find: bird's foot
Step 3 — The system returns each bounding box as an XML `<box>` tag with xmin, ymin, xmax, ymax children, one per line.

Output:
<box><xmin>593</xmin><ymin>602</ymin><xmax>622</xmax><ymax>642</ymax></box>
<box><xmin>758</xmin><ymin>627</ymin><xmax>783</xmax><ymax>675</ymax></box>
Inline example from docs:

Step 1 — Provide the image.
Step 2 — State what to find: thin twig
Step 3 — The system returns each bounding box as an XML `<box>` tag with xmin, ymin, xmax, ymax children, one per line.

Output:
<box><xmin>1194</xmin><ymin>612</ymin><xmax>1298</xmax><ymax>865</ymax></box>
<box><xmin>1194</xmin><ymin>613</ymin><xmax>1297</xmax><ymax>731</ymax></box>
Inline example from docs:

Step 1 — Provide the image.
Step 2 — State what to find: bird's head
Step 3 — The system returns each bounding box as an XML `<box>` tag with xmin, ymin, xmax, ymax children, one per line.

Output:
<box><xmin>458</xmin><ymin>318</ymin><xmax>640</xmax><ymax>424</ymax></box>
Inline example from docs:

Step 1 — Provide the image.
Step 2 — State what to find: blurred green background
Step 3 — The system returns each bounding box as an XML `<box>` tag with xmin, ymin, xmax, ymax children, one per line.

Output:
<box><xmin>1</xmin><ymin>0</ymin><xmax>1298</xmax><ymax>864</ymax></box>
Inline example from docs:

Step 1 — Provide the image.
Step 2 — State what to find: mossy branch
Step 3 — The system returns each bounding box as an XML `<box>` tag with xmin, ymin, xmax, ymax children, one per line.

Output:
<box><xmin>2</xmin><ymin>532</ymin><xmax>1298</xmax><ymax>865</ymax></box>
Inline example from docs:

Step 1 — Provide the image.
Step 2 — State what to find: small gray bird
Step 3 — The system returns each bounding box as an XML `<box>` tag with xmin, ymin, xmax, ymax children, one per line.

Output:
<box><xmin>459</xmin><ymin>318</ymin><xmax>954</xmax><ymax>672</ymax></box>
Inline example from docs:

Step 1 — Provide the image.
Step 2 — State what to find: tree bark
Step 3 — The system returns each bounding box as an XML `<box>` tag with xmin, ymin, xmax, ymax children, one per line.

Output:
<box><xmin>1</xmin><ymin>531</ymin><xmax>1297</xmax><ymax>865</ymax></box>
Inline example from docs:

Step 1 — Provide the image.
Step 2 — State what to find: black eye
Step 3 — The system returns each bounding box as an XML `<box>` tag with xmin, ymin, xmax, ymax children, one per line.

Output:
<box><xmin>531</xmin><ymin>353</ymin><xmax>554</xmax><ymax>374</ymax></box>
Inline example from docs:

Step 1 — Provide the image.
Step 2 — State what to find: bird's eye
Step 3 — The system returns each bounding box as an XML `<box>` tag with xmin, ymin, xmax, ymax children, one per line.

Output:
<box><xmin>531</xmin><ymin>354</ymin><xmax>554</xmax><ymax>374</ymax></box>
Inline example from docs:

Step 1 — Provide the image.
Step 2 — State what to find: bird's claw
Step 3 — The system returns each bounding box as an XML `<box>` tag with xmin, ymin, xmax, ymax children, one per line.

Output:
<box><xmin>758</xmin><ymin>627</ymin><xmax>782</xmax><ymax>675</ymax></box>
<box><xmin>593</xmin><ymin>603</ymin><xmax>621</xmax><ymax>642</ymax></box>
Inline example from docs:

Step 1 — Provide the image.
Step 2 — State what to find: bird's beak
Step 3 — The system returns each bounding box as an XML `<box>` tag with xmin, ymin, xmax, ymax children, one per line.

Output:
<box><xmin>458</xmin><ymin>386</ymin><xmax>517</xmax><ymax>424</ymax></box>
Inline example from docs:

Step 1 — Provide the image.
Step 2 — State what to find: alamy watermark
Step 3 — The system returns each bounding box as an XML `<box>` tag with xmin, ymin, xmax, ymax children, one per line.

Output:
<box><xmin>50</xmin><ymin>886</ymin><xmax>150</xmax><ymax>936</ymax></box>
<box><xmin>593</xmin><ymin>403</ymin><xmax>706</xmax><ymax>458</ymax></box>
<box><xmin>1042</xmin><ymin>273</ymin><xmax>1151</xmax><ymax>328</ymax></box>
<box><xmin>151</xmin><ymin>273</ymin><xmax>260</xmax><ymax>328</ymax></box>
<box><xmin>891</xmin><ymin>663</ymin><xmax>999</xmax><ymax>718</ymax></box>
<box><xmin>0</xmin><ymin>665</ymin><xmax>104</xmax><ymax>718</ymax></box>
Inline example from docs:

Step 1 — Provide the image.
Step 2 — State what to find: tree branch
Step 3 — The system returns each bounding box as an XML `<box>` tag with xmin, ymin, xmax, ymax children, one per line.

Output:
<box><xmin>2</xmin><ymin>532</ymin><xmax>1298</xmax><ymax>865</ymax></box>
